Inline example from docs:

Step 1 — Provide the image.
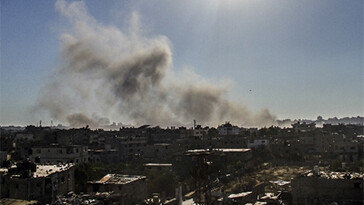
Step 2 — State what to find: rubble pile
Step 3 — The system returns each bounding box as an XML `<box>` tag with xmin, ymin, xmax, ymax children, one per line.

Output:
<box><xmin>54</xmin><ymin>192</ymin><xmax>116</xmax><ymax>205</ymax></box>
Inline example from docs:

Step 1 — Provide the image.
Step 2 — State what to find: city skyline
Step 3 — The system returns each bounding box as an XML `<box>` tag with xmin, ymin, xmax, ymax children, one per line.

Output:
<box><xmin>1</xmin><ymin>0</ymin><xmax>363</xmax><ymax>126</ymax></box>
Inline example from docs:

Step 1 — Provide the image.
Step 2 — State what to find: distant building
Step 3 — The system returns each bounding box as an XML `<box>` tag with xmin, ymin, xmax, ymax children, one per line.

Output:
<box><xmin>0</xmin><ymin>151</ymin><xmax>9</xmax><ymax>165</ymax></box>
<box><xmin>291</xmin><ymin>170</ymin><xmax>363</xmax><ymax>204</ymax></box>
<box><xmin>186</xmin><ymin>148</ymin><xmax>252</xmax><ymax>162</ymax></box>
<box><xmin>87</xmin><ymin>174</ymin><xmax>146</xmax><ymax>205</ymax></box>
<box><xmin>0</xmin><ymin>161</ymin><xmax>74</xmax><ymax>204</ymax></box>
<box><xmin>14</xmin><ymin>133</ymin><xmax>34</xmax><ymax>141</ymax></box>
<box><xmin>217</xmin><ymin>122</ymin><xmax>242</xmax><ymax>136</ymax></box>
<box><xmin>31</xmin><ymin>144</ymin><xmax>88</xmax><ymax>164</ymax></box>
<box><xmin>292</xmin><ymin>122</ymin><xmax>316</xmax><ymax>132</ymax></box>
<box><xmin>144</xmin><ymin>163</ymin><xmax>172</xmax><ymax>171</ymax></box>
<box><xmin>88</xmin><ymin>149</ymin><xmax>119</xmax><ymax>163</ymax></box>
<box><xmin>144</xmin><ymin>143</ymin><xmax>174</xmax><ymax>159</ymax></box>
<box><xmin>248</xmin><ymin>139</ymin><xmax>269</xmax><ymax>148</ymax></box>
<box><xmin>214</xmin><ymin>148</ymin><xmax>252</xmax><ymax>161</ymax></box>
<box><xmin>113</xmin><ymin>136</ymin><xmax>147</xmax><ymax>161</ymax></box>
<box><xmin>192</xmin><ymin>125</ymin><xmax>209</xmax><ymax>138</ymax></box>
<box><xmin>313</xmin><ymin>133</ymin><xmax>359</xmax><ymax>162</ymax></box>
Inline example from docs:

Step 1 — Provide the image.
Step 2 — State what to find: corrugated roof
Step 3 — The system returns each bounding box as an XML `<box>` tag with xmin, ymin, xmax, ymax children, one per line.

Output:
<box><xmin>92</xmin><ymin>174</ymin><xmax>146</xmax><ymax>185</ymax></box>
<box><xmin>228</xmin><ymin>191</ymin><xmax>252</xmax><ymax>199</ymax></box>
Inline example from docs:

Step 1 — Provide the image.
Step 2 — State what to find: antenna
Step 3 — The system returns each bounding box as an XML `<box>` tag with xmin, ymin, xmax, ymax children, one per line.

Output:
<box><xmin>39</xmin><ymin>120</ymin><xmax>42</xmax><ymax>127</ymax></box>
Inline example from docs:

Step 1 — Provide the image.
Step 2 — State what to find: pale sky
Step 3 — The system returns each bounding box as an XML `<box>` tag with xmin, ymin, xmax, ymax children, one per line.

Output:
<box><xmin>1</xmin><ymin>0</ymin><xmax>363</xmax><ymax>126</ymax></box>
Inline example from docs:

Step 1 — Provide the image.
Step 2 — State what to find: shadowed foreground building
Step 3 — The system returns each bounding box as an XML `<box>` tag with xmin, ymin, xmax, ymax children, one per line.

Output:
<box><xmin>291</xmin><ymin>169</ymin><xmax>363</xmax><ymax>205</ymax></box>
<box><xmin>87</xmin><ymin>174</ymin><xmax>147</xmax><ymax>205</ymax></box>
<box><xmin>0</xmin><ymin>161</ymin><xmax>74</xmax><ymax>204</ymax></box>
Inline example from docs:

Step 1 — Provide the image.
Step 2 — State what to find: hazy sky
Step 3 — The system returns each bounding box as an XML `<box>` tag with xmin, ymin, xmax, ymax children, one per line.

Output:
<box><xmin>1</xmin><ymin>0</ymin><xmax>363</xmax><ymax>126</ymax></box>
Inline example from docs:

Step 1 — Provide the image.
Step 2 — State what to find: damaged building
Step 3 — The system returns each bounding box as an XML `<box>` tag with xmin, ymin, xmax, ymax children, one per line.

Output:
<box><xmin>0</xmin><ymin>161</ymin><xmax>74</xmax><ymax>204</ymax></box>
<box><xmin>87</xmin><ymin>174</ymin><xmax>147</xmax><ymax>205</ymax></box>
<box><xmin>291</xmin><ymin>168</ymin><xmax>363</xmax><ymax>204</ymax></box>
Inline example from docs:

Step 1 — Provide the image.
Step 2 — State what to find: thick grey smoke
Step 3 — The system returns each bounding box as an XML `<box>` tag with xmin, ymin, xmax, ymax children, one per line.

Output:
<box><xmin>35</xmin><ymin>0</ymin><xmax>276</xmax><ymax>128</ymax></box>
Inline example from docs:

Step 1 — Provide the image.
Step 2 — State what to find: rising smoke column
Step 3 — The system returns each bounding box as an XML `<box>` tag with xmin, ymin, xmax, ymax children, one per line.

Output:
<box><xmin>35</xmin><ymin>0</ymin><xmax>276</xmax><ymax>128</ymax></box>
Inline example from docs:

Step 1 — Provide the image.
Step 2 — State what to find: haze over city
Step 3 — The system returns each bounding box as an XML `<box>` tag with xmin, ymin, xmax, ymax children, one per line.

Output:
<box><xmin>1</xmin><ymin>1</ymin><xmax>364</xmax><ymax>204</ymax></box>
<box><xmin>1</xmin><ymin>0</ymin><xmax>363</xmax><ymax>128</ymax></box>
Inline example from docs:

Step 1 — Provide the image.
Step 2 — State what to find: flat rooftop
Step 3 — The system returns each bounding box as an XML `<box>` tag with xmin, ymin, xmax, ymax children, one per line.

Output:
<box><xmin>2</xmin><ymin>164</ymin><xmax>74</xmax><ymax>178</ymax></box>
<box><xmin>33</xmin><ymin>164</ymin><xmax>74</xmax><ymax>178</ymax></box>
<box><xmin>33</xmin><ymin>144</ymin><xmax>84</xmax><ymax>148</ymax></box>
<box><xmin>154</xmin><ymin>143</ymin><xmax>171</xmax><ymax>146</ymax></box>
<box><xmin>0</xmin><ymin>198</ymin><xmax>38</xmax><ymax>205</ymax></box>
<box><xmin>228</xmin><ymin>191</ymin><xmax>252</xmax><ymax>199</ymax></box>
<box><xmin>305</xmin><ymin>171</ymin><xmax>364</xmax><ymax>180</ymax></box>
<box><xmin>186</xmin><ymin>148</ymin><xmax>251</xmax><ymax>153</ymax></box>
<box><xmin>144</xmin><ymin>163</ymin><xmax>172</xmax><ymax>167</ymax></box>
<box><xmin>90</xmin><ymin>174</ymin><xmax>146</xmax><ymax>185</ymax></box>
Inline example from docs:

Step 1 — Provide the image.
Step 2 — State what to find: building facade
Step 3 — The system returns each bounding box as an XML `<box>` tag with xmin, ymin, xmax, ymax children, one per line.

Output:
<box><xmin>291</xmin><ymin>170</ymin><xmax>363</xmax><ymax>204</ymax></box>
<box><xmin>31</xmin><ymin>144</ymin><xmax>88</xmax><ymax>163</ymax></box>
<box><xmin>87</xmin><ymin>174</ymin><xmax>147</xmax><ymax>205</ymax></box>
<box><xmin>0</xmin><ymin>161</ymin><xmax>74</xmax><ymax>204</ymax></box>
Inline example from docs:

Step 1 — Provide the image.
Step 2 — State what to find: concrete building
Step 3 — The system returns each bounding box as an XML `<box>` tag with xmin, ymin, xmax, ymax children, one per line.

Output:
<box><xmin>248</xmin><ymin>139</ymin><xmax>269</xmax><ymax>148</ymax></box>
<box><xmin>0</xmin><ymin>151</ymin><xmax>9</xmax><ymax>166</ymax></box>
<box><xmin>217</xmin><ymin>122</ymin><xmax>242</xmax><ymax>136</ymax></box>
<box><xmin>12</xmin><ymin>140</ymin><xmax>33</xmax><ymax>161</ymax></box>
<box><xmin>313</xmin><ymin>133</ymin><xmax>359</xmax><ymax>162</ymax></box>
<box><xmin>186</xmin><ymin>148</ymin><xmax>252</xmax><ymax>162</ymax></box>
<box><xmin>14</xmin><ymin>133</ymin><xmax>34</xmax><ymax>141</ymax></box>
<box><xmin>144</xmin><ymin>163</ymin><xmax>172</xmax><ymax>171</ymax></box>
<box><xmin>218</xmin><ymin>135</ymin><xmax>247</xmax><ymax>148</ymax></box>
<box><xmin>31</xmin><ymin>144</ymin><xmax>88</xmax><ymax>163</ymax></box>
<box><xmin>292</xmin><ymin>122</ymin><xmax>316</xmax><ymax>132</ymax></box>
<box><xmin>0</xmin><ymin>161</ymin><xmax>74</xmax><ymax>204</ymax></box>
<box><xmin>291</xmin><ymin>170</ymin><xmax>363</xmax><ymax>204</ymax></box>
<box><xmin>144</xmin><ymin>143</ymin><xmax>174</xmax><ymax>160</ymax></box>
<box><xmin>216</xmin><ymin>148</ymin><xmax>252</xmax><ymax>162</ymax></box>
<box><xmin>87</xmin><ymin>174</ymin><xmax>147</xmax><ymax>205</ymax></box>
<box><xmin>192</xmin><ymin>125</ymin><xmax>209</xmax><ymax>138</ymax></box>
<box><xmin>113</xmin><ymin>136</ymin><xmax>148</xmax><ymax>161</ymax></box>
<box><xmin>88</xmin><ymin>149</ymin><xmax>120</xmax><ymax>163</ymax></box>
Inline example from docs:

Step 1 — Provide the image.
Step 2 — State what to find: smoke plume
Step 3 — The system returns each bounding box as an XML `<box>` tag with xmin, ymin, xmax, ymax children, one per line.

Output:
<box><xmin>35</xmin><ymin>0</ymin><xmax>276</xmax><ymax>128</ymax></box>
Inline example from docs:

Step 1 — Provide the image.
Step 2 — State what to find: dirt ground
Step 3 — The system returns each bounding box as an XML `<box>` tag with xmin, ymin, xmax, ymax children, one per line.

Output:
<box><xmin>224</xmin><ymin>164</ymin><xmax>310</xmax><ymax>193</ymax></box>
